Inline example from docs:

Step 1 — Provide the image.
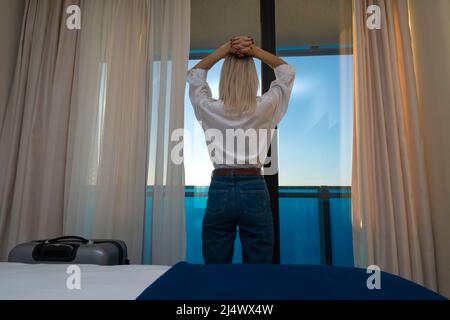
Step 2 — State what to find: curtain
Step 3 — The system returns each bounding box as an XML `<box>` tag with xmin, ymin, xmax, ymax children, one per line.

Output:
<box><xmin>352</xmin><ymin>0</ymin><xmax>437</xmax><ymax>290</ymax></box>
<box><xmin>0</xmin><ymin>0</ymin><xmax>189</xmax><ymax>265</ymax></box>
<box><xmin>144</xmin><ymin>0</ymin><xmax>189</xmax><ymax>265</ymax></box>
<box><xmin>65</xmin><ymin>0</ymin><xmax>189</xmax><ymax>264</ymax></box>
<box><xmin>409</xmin><ymin>0</ymin><xmax>450</xmax><ymax>298</ymax></box>
<box><xmin>0</xmin><ymin>0</ymin><xmax>80</xmax><ymax>260</ymax></box>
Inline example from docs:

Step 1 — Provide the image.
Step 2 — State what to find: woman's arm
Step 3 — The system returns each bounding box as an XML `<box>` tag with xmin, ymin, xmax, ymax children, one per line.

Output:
<box><xmin>193</xmin><ymin>36</ymin><xmax>287</xmax><ymax>71</ymax></box>
<box><xmin>252</xmin><ymin>47</ymin><xmax>287</xmax><ymax>69</ymax></box>
<box><xmin>193</xmin><ymin>42</ymin><xmax>236</xmax><ymax>70</ymax></box>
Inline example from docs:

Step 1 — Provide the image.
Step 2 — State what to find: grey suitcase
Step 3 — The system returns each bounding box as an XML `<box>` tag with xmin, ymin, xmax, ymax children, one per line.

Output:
<box><xmin>8</xmin><ymin>236</ymin><xmax>129</xmax><ymax>265</ymax></box>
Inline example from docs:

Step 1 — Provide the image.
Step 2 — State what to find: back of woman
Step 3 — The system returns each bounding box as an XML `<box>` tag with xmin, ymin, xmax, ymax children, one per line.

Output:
<box><xmin>186</xmin><ymin>36</ymin><xmax>296</xmax><ymax>264</ymax></box>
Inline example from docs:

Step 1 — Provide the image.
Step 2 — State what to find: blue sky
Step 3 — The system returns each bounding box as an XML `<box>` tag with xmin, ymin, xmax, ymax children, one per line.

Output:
<box><xmin>184</xmin><ymin>55</ymin><xmax>354</xmax><ymax>186</ymax></box>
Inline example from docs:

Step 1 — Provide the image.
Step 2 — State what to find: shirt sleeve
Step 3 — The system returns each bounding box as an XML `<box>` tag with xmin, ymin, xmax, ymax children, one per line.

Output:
<box><xmin>186</xmin><ymin>68</ymin><xmax>213</xmax><ymax>121</ymax></box>
<box><xmin>262</xmin><ymin>64</ymin><xmax>296</xmax><ymax>128</ymax></box>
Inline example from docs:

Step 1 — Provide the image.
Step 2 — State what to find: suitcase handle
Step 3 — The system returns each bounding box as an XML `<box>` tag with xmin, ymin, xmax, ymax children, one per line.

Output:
<box><xmin>45</xmin><ymin>236</ymin><xmax>91</xmax><ymax>244</ymax></box>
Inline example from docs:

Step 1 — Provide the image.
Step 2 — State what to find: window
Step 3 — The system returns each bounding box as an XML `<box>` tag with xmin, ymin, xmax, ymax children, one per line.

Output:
<box><xmin>277</xmin><ymin>55</ymin><xmax>354</xmax><ymax>267</ymax></box>
<box><xmin>274</xmin><ymin>0</ymin><xmax>354</xmax><ymax>267</ymax></box>
<box><xmin>149</xmin><ymin>0</ymin><xmax>355</xmax><ymax>266</ymax></box>
<box><xmin>182</xmin><ymin>55</ymin><xmax>354</xmax><ymax>266</ymax></box>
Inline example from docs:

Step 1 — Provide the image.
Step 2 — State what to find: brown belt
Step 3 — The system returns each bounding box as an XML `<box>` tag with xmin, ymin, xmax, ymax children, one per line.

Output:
<box><xmin>212</xmin><ymin>168</ymin><xmax>261</xmax><ymax>177</ymax></box>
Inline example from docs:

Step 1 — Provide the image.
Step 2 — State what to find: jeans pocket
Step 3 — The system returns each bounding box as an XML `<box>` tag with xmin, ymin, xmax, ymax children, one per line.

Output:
<box><xmin>240</xmin><ymin>189</ymin><xmax>271</xmax><ymax>216</ymax></box>
<box><xmin>206</xmin><ymin>189</ymin><xmax>229</xmax><ymax>216</ymax></box>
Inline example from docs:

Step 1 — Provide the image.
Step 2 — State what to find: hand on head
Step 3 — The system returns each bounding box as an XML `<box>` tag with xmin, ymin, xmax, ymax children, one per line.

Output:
<box><xmin>229</xmin><ymin>36</ymin><xmax>255</xmax><ymax>58</ymax></box>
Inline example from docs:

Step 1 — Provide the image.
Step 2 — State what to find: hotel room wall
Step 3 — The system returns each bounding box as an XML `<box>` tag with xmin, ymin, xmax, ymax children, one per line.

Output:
<box><xmin>0</xmin><ymin>0</ymin><xmax>25</xmax><ymax>114</ymax></box>
<box><xmin>409</xmin><ymin>0</ymin><xmax>450</xmax><ymax>298</ymax></box>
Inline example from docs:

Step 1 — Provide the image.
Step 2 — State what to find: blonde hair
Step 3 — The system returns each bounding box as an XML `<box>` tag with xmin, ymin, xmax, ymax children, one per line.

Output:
<box><xmin>219</xmin><ymin>54</ymin><xmax>259</xmax><ymax>116</ymax></box>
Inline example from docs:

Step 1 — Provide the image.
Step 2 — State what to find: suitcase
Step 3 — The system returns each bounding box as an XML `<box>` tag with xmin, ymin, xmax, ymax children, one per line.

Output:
<box><xmin>8</xmin><ymin>236</ymin><xmax>130</xmax><ymax>265</ymax></box>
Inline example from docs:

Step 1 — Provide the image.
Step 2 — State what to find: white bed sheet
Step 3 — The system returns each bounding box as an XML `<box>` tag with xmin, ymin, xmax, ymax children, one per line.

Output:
<box><xmin>0</xmin><ymin>263</ymin><xmax>170</xmax><ymax>300</ymax></box>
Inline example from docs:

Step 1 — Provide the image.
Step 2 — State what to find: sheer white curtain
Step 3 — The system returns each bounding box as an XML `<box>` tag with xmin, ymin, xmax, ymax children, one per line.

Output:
<box><xmin>65</xmin><ymin>0</ymin><xmax>189</xmax><ymax>264</ymax></box>
<box><xmin>352</xmin><ymin>0</ymin><xmax>437</xmax><ymax>290</ymax></box>
<box><xmin>144</xmin><ymin>0</ymin><xmax>189</xmax><ymax>265</ymax></box>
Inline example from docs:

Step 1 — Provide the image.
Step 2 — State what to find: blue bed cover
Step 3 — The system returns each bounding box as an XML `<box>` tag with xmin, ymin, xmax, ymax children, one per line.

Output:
<box><xmin>137</xmin><ymin>262</ymin><xmax>445</xmax><ymax>300</ymax></box>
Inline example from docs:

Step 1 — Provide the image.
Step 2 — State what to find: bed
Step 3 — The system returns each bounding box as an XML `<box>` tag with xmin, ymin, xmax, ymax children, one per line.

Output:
<box><xmin>137</xmin><ymin>262</ymin><xmax>445</xmax><ymax>300</ymax></box>
<box><xmin>0</xmin><ymin>262</ymin><xmax>445</xmax><ymax>300</ymax></box>
<box><xmin>0</xmin><ymin>263</ymin><xmax>170</xmax><ymax>300</ymax></box>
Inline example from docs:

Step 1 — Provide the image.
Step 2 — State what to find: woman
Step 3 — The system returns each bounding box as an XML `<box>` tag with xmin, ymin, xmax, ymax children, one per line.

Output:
<box><xmin>187</xmin><ymin>36</ymin><xmax>295</xmax><ymax>264</ymax></box>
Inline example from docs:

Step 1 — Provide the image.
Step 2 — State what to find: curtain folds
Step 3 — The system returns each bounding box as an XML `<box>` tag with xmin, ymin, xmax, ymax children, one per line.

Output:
<box><xmin>145</xmin><ymin>0</ymin><xmax>189</xmax><ymax>266</ymax></box>
<box><xmin>0</xmin><ymin>0</ymin><xmax>190</xmax><ymax>265</ymax></box>
<box><xmin>64</xmin><ymin>0</ymin><xmax>153</xmax><ymax>264</ymax></box>
<box><xmin>352</xmin><ymin>0</ymin><xmax>437</xmax><ymax>290</ymax></box>
<box><xmin>0</xmin><ymin>0</ymin><xmax>80</xmax><ymax>260</ymax></box>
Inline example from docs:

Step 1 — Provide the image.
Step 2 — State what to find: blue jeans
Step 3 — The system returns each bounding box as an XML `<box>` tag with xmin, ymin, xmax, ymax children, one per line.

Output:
<box><xmin>202</xmin><ymin>175</ymin><xmax>274</xmax><ymax>264</ymax></box>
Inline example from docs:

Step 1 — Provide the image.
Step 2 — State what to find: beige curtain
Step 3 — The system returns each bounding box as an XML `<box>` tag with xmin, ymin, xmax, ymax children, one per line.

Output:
<box><xmin>0</xmin><ymin>0</ymin><xmax>189</xmax><ymax>264</ymax></box>
<box><xmin>409</xmin><ymin>0</ymin><xmax>450</xmax><ymax>298</ymax></box>
<box><xmin>0</xmin><ymin>0</ymin><xmax>80</xmax><ymax>260</ymax></box>
<box><xmin>352</xmin><ymin>0</ymin><xmax>437</xmax><ymax>290</ymax></box>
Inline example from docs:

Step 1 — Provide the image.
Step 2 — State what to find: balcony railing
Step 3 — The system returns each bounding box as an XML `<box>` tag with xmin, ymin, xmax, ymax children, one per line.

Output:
<box><xmin>277</xmin><ymin>186</ymin><xmax>352</xmax><ymax>266</ymax></box>
<box><xmin>145</xmin><ymin>186</ymin><xmax>353</xmax><ymax>266</ymax></box>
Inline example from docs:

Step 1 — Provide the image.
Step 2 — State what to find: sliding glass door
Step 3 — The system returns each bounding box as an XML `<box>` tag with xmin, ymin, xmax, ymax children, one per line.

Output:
<box><xmin>178</xmin><ymin>0</ymin><xmax>354</xmax><ymax>266</ymax></box>
<box><xmin>274</xmin><ymin>0</ymin><xmax>354</xmax><ymax>266</ymax></box>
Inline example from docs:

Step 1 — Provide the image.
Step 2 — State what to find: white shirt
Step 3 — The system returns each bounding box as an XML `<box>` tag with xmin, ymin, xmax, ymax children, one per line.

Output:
<box><xmin>186</xmin><ymin>63</ymin><xmax>296</xmax><ymax>169</ymax></box>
